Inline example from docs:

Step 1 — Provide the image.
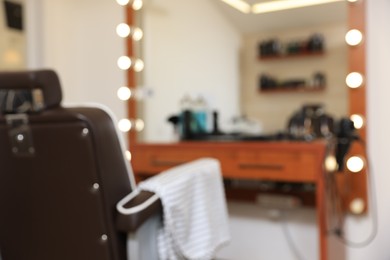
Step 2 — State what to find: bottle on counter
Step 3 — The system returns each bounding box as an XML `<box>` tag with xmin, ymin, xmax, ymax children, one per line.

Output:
<box><xmin>179</xmin><ymin>94</ymin><xmax>195</xmax><ymax>139</ymax></box>
<box><xmin>193</xmin><ymin>95</ymin><xmax>208</xmax><ymax>133</ymax></box>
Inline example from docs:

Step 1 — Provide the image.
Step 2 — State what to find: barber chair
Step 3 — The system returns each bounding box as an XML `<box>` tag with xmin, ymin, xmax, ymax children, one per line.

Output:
<box><xmin>0</xmin><ymin>70</ymin><xmax>169</xmax><ymax>260</ymax></box>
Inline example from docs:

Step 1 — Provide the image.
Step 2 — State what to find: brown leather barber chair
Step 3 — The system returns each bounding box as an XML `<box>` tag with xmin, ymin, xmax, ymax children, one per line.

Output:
<box><xmin>0</xmin><ymin>70</ymin><xmax>162</xmax><ymax>260</ymax></box>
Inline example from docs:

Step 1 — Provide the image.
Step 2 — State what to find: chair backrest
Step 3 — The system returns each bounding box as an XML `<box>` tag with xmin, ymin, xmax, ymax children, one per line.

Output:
<box><xmin>0</xmin><ymin>70</ymin><xmax>132</xmax><ymax>260</ymax></box>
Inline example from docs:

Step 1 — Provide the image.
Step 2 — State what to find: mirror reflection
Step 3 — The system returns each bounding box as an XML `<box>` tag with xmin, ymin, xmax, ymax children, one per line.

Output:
<box><xmin>139</xmin><ymin>0</ymin><xmax>348</xmax><ymax>143</ymax></box>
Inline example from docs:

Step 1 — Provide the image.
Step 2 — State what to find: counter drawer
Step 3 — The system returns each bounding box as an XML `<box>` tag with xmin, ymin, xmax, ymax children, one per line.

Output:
<box><xmin>227</xmin><ymin>150</ymin><xmax>318</xmax><ymax>182</ymax></box>
<box><xmin>132</xmin><ymin>147</ymin><xmax>236</xmax><ymax>176</ymax></box>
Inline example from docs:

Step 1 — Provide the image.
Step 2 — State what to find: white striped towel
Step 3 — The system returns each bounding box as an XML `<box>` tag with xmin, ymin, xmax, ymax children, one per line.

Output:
<box><xmin>138</xmin><ymin>158</ymin><xmax>230</xmax><ymax>260</ymax></box>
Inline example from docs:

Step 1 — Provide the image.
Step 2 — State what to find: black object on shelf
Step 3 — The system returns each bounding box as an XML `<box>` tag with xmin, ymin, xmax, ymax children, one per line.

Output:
<box><xmin>258</xmin><ymin>33</ymin><xmax>325</xmax><ymax>58</ymax></box>
<box><xmin>313</xmin><ymin>72</ymin><xmax>326</xmax><ymax>88</ymax></box>
<box><xmin>259</xmin><ymin>74</ymin><xmax>278</xmax><ymax>90</ymax></box>
<box><xmin>259</xmin><ymin>73</ymin><xmax>326</xmax><ymax>92</ymax></box>
<box><xmin>259</xmin><ymin>39</ymin><xmax>282</xmax><ymax>57</ymax></box>
<box><xmin>307</xmin><ymin>33</ymin><xmax>325</xmax><ymax>52</ymax></box>
<box><xmin>280</xmin><ymin>79</ymin><xmax>306</xmax><ymax>88</ymax></box>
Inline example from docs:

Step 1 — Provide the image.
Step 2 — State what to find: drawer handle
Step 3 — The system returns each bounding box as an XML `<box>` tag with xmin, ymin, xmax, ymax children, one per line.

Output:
<box><xmin>238</xmin><ymin>163</ymin><xmax>284</xmax><ymax>171</ymax></box>
<box><xmin>151</xmin><ymin>159</ymin><xmax>188</xmax><ymax>167</ymax></box>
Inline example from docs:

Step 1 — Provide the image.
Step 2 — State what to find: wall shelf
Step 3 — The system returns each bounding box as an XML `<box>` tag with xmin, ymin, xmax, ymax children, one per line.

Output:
<box><xmin>258</xmin><ymin>47</ymin><xmax>326</xmax><ymax>93</ymax></box>
<box><xmin>260</xmin><ymin>85</ymin><xmax>326</xmax><ymax>93</ymax></box>
<box><xmin>259</xmin><ymin>50</ymin><xmax>325</xmax><ymax>61</ymax></box>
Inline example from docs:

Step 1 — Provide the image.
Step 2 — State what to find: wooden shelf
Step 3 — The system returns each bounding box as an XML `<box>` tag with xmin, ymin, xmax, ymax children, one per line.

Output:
<box><xmin>259</xmin><ymin>50</ymin><xmax>325</xmax><ymax>61</ymax></box>
<box><xmin>260</xmin><ymin>85</ymin><xmax>325</xmax><ymax>93</ymax></box>
<box><xmin>258</xmin><ymin>50</ymin><xmax>326</xmax><ymax>94</ymax></box>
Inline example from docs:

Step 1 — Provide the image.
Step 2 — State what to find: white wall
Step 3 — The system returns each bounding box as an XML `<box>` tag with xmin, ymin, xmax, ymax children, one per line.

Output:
<box><xmin>142</xmin><ymin>0</ymin><xmax>241</xmax><ymax>142</ymax></box>
<box><xmin>26</xmin><ymin>0</ymin><xmax>127</xmax><ymax>125</ymax></box>
<box><xmin>24</xmin><ymin>1</ymin><xmax>390</xmax><ymax>259</ymax></box>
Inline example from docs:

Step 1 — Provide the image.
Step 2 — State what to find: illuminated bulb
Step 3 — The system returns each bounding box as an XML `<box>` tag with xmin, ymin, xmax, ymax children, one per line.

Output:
<box><xmin>118</xmin><ymin>119</ymin><xmax>132</xmax><ymax>132</ymax></box>
<box><xmin>350</xmin><ymin>114</ymin><xmax>365</xmax><ymax>129</ymax></box>
<box><xmin>132</xmin><ymin>0</ymin><xmax>143</xmax><ymax>10</ymax></box>
<box><xmin>134</xmin><ymin>59</ymin><xmax>144</xmax><ymax>72</ymax></box>
<box><xmin>125</xmin><ymin>150</ymin><xmax>132</xmax><ymax>161</ymax></box>
<box><xmin>116</xmin><ymin>0</ymin><xmax>130</xmax><ymax>6</ymax></box>
<box><xmin>135</xmin><ymin>119</ymin><xmax>145</xmax><ymax>131</ymax></box>
<box><xmin>132</xmin><ymin>27</ymin><xmax>143</xmax><ymax>41</ymax></box>
<box><xmin>346</xmin><ymin>156</ymin><xmax>365</xmax><ymax>173</ymax></box>
<box><xmin>117</xmin><ymin>56</ymin><xmax>132</xmax><ymax>70</ymax></box>
<box><xmin>350</xmin><ymin>198</ymin><xmax>365</xmax><ymax>214</ymax></box>
<box><xmin>345</xmin><ymin>29</ymin><xmax>363</xmax><ymax>46</ymax></box>
<box><xmin>116</xmin><ymin>23</ymin><xmax>131</xmax><ymax>38</ymax></box>
<box><xmin>346</xmin><ymin>72</ymin><xmax>364</xmax><ymax>88</ymax></box>
<box><xmin>325</xmin><ymin>155</ymin><xmax>338</xmax><ymax>172</ymax></box>
<box><xmin>117</xmin><ymin>86</ymin><xmax>132</xmax><ymax>101</ymax></box>
<box><xmin>348</xmin><ymin>0</ymin><xmax>358</xmax><ymax>2</ymax></box>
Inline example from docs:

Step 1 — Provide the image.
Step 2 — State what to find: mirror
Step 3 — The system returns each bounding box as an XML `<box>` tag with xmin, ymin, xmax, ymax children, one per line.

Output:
<box><xmin>126</xmin><ymin>0</ymin><xmax>368</xmax><ymax>214</ymax></box>
<box><xmin>135</xmin><ymin>0</ymin><xmax>349</xmax><ymax>143</ymax></box>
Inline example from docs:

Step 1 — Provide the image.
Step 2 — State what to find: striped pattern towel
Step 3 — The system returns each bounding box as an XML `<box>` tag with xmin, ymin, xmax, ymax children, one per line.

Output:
<box><xmin>138</xmin><ymin>158</ymin><xmax>230</xmax><ymax>260</ymax></box>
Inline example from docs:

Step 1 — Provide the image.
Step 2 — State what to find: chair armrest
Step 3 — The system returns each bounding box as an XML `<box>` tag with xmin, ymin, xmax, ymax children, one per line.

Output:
<box><xmin>116</xmin><ymin>189</ymin><xmax>162</xmax><ymax>233</ymax></box>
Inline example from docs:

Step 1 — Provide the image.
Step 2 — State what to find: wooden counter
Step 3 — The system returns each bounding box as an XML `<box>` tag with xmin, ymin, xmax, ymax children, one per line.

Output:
<box><xmin>131</xmin><ymin>141</ymin><xmax>329</xmax><ymax>260</ymax></box>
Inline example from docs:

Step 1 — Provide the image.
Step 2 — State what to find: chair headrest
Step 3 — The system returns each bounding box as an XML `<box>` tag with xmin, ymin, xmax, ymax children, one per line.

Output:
<box><xmin>0</xmin><ymin>69</ymin><xmax>62</xmax><ymax>114</ymax></box>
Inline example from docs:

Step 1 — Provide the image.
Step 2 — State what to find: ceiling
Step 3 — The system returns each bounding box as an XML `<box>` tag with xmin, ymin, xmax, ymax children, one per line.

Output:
<box><xmin>211</xmin><ymin>0</ymin><xmax>348</xmax><ymax>34</ymax></box>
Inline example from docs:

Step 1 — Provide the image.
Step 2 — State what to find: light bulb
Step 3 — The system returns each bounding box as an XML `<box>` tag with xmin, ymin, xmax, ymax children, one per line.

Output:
<box><xmin>116</xmin><ymin>0</ymin><xmax>130</xmax><ymax>6</ymax></box>
<box><xmin>348</xmin><ymin>0</ymin><xmax>358</xmax><ymax>2</ymax></box>
<box><xmin>135</xmin><ymin>119</ymin><xmax>145</xmax><ymax>131</ymax></box>
<box><xmin>345</xmin><ymin>29</ymin><xmax>363</xmax><ymax>46</ymax></box>
<box><xmin>346</xmin><ymin>156</ymin><xmax>365</xmax><ymax>173</ymax></box>
<box><xmin>350</xmin><ymin>114</ymin><xmax>365</xmax><ymax>129</ymax></box>
<box><xmin>116</xmin><ymin>23</ymin><xmax>131</xmax><ymax>38</ymax></box>
<box><xmin>132</xmin><ymin>27</ymin><xmax>143</xmax><ymax>41</ymax></box>
<box><xmin>346</xmin><ymin>72</ymin><xmax>364</xmax><ymax>88</ymax></box>
<box><xmin>325</xmin><ymin>155</ymin><xmax>338</xmax><ymax>172</ymax></box>
<box><xmin>350</xmin><ymin>198</ymin><xmax>365</xmax><ymax>214</ymax></box>
<box><xmin>117</xmin><ymin>56</ymin><xmax>132</xmax><ymax>70</ymax></box>
<box><xmin>132</xmin><ymin>0</ymin><xmax>143</xmax><ymax>10</ymax></box>
<box><xmin>134</xmin><ymin>59</ymin><xmax>144</xmax><ymax>72</ymax></box>
<box><xmin>118</xmin><ymin>119</ymin><xmax>132</xmax><ymax>132</ymax></box>
<box><xmin>117</xmin><ymin>86</ymin><xmax>132</xmax><ymax>101</ymax></box>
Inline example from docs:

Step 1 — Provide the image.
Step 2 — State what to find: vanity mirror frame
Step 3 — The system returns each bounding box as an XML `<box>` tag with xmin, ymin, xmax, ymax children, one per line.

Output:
<box><xmin>124</xmin><ymin>0</ymin><xmax>367</xmax><ymax>214</ymax></box>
